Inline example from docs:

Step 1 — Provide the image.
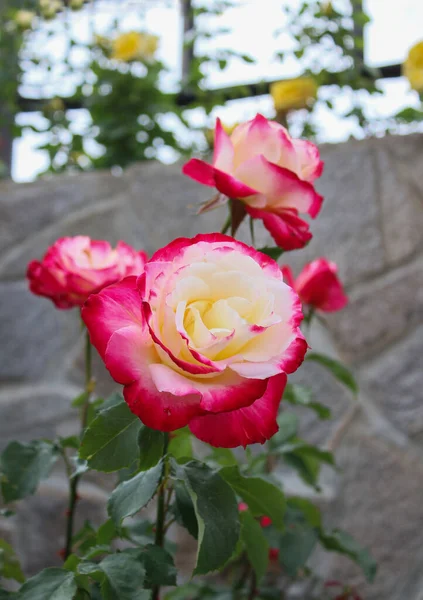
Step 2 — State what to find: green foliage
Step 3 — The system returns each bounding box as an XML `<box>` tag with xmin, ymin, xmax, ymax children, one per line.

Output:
<box><xmin>137</xmin><ymin>545</ymin><xmax>177</xmax><ymax>588</ymax></box>
<box><xmin>167</xmin><ymin>428</ymin><xmax>193</xmax><ymax>461</ymax></box>
<box><xmin>240</xmin><ymin>511</ymin><xmax>269</xmax><ymax>582</ymax></box>
<box><xmin>16</xmin><ymin>568</ymin><xmax>77</xmax><ymax>600</ymax></box>
<box><xmin>172</xmin><ymin>480</ymin><xmax>199</xmax><ymax>539</ymax></box>
<box><xmin>283</xmin><ymin>383</ymin><xmax>332</xmax><ymax>419</ymax></box>
<box><xmin>306</xmin><ymin>352</ymin><xmax>358</xmax><ymax>395</ymax></box>
<box><xmin>98</xmin><ymin>552</ymin><xmax>148</xmax><ymax>600</ymax></box>
<box><xmin>257</xmin><ymin>247</ymin><xmax>285</xmax><ymax>261</ymax></box>
<box><xmin>0</xmin><ymin>440</ymin><xmax>59</xmax><ymax>503</ymax></box>
<box><xmin>138</xmin><ymin>426</ymin><xmax>164</xmax><ymax>471</ymax></box>
<box><xmin>319</xmin><ymin>529</ymin><xmax>377</xmax><ymax>582</ymax></box>
<box><xmin>79</xmin><ymin>397</ymin><xmax>142</xmax><ymax>472</ymax></box>
<box><xmin>0</xmin><ymin>539</ymin><xmax>24</xmax><ymax>583</ymax></box>
<box><xmin>171</xmin><ymin>460</ymin><xmax>240</xmax><ymax>575</ymax></box>
<box><xmin>108</xmin><ymin>460</ymin><xmax>163</xmax><ymax>524</ymax></box>
<box><xmin>220</xmin><ymin>466</ymin><xmax>286</xmax><ymax>530</ymax></box>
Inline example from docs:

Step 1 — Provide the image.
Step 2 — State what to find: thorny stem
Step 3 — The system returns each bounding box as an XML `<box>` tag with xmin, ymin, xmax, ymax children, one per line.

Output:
<box><xmin>152</xmin><ymin>432</ymin><xmax>170</xmax><ymax>600</ymax></box>
<box><xmin>63</xmin><ymin>328</ymin><xmax>93</xmax><ymax>560</ymax></box>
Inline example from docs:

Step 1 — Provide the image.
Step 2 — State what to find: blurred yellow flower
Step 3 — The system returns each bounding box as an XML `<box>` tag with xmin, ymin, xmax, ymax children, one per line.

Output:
<box><xmin>111</xmin><ymin>31</ymin><xmax>158</xmax><ymax>62</ymax></box>
<box><xmin>270</xmin><ymin>77</ymin><xmax>318</xmax><ymax>112</ymax></box>
<box><xmin>205</xmin><ymin>122</ymin><xmax>240</xmax><ymax>146</ymax></box>
<box><xmin>403</xmin><ymin>41</ymin><xmax>423</xmax><ymax>92</ymax></box>
<box><xmin>15</xmin><ymin>10</ymin><xmax>35</xmax><ymax>29</ymax></box>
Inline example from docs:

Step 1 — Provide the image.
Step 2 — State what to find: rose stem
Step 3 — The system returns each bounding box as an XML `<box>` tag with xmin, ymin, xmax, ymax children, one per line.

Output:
<box><xmin>64</xmin><ymin>328</ymin><xmax>93</xmax><ymax>560</ymax></box>
<box><xmin>152</xmin><ymin>432</ymin><xmax>170</xmax><ymax>600</ymax></box>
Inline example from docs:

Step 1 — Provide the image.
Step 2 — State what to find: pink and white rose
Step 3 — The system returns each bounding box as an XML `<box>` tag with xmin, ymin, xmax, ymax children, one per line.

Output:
<box><xmin>182</xmin><ymin>114</ymin><xmax>324</xmax><ymax>250</ymax></box>
<box><xmin>82</xmin><ymin>234</ymin><xmax>307</xmax><ymax>448</ymax></box>
<box><xmin>282</xmin><ymin>258</ymin><xmax>348</xmax><ymax>313</ymax></box>
<box><xmin>27</xmin><ymin>236</ymin><xmax>147</xmax><ymax>309</ymax></box>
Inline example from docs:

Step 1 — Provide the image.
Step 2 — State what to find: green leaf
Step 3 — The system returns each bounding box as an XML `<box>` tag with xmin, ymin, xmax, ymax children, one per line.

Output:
<box><xmin>172</xmin><ymin>460</ymin><xmax>240</xmax><ymax>575</ymax></box>
<box><xmin>99</xmin><ymin>392</ymin><xmax>125</xmax><ymax>412</ymax></box>
<box><xmin>286</xmin><ymin>497</ymin><xmax>322</xmax><ymax>529</ymax></box>
<box><xmin>281</xmin><ymin>442</ymin><xmax>334</xmax><ymax>489</ymax></box>
<box><xmin>59</xmin><ymin>436</ymin><xmax>80</xmax><ymax>450</ymax></box>
<box><xmin>99</xmin><ymin>552</ymin><xmax>148</xmax><ymax>600</ymax></box>
<box><xmin>257</xmin><ymin>247</ymin><xmax>284</xmax><ymax>261</ymax></box>
<box><xmin>220</xmin><ymin>466</ymin><xmax>285</xmax><ymax>530</ymax></box>
<box><xmin>306</xmin><ymin>353</ymin><xmax>358</xmax><ymax>395</ymax></box>
<box><xmin>0</xmin><ymin>539</ymin><xmax>25</xmax><ymax>583</ymax></box>
<box><xmin>1</xmin><ymin>441</ymin><xmax>58</xmax><ymax>503</ymax></box>
<box><xmin>63</xmin><ymin>554</ymin><xmax>81</xmax><ymax>572</ymax></box>
<box><xmin>71</xmin><ymin>391</ymin><xmax>90</xmax><ymax>408</ymax></box>
<box><xmin>138</xmin><ymin>427</ymin><xmax>164</xmax><ymax>471</ymax></box>
<box><xmin>319</xmin><ymin>529</ymin><xmax>377</xmax><ymax>582</ymax></box>
<box><xmin>108</xmin><ymin>460</ymin><xmax>163</xmax><ymax>524</ymax></box>
<box><xmin>269</xmin><ymin>412</ymin><xmax>298</xmax><ymax>448</ymax></box>
<box><xmin>206</xmin><ymin>448</ymin><xmax>237</xmax><ymax>468</ymax></box>
<box><xmin>278</xmin><ymin>523</ymin><xmax>318</xmax><ymax>576</ymax></box>
<box><xmin>16</xmin><ymin>568</ymin><xmax>77</xmax><ymax>600</ymax></box>
<box><xmin>172</xmin><ymin>480</ymin><xmax>198</xmax><ymax>539</ymax></box>
<box><xmin>240</xmin><ymin>511</ymin><xmax>269</xmax><ymax>582</ymax></box>
<box><xmin>97</xmin><ymin>519</ymin><xmax>117</xmax><ymax>546</ymax></box>
<box><xmin>138</xmin><ymin>545</ymin><xmax>177</xmax><ymax>587</ymax></box>
<box><xmin>283</xmin><ymin>383</ymin><xmax>331</xmax><ymax>419</ymax></box>
<box><xmin>168</xmin><ymin>428</ymin><xmax>193</xmax><ymax>460</ymax></box>
<box><xmin>79</xmin><ymin>399</ymin><xmax>142</xmax><ymax>472</ymax></box>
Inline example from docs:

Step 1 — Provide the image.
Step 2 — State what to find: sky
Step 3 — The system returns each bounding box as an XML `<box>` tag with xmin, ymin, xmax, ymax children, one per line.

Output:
<box><xmin>12</xmin><ymin>0</ymin><xmax>423</xmax><ymax>181</ymax></box>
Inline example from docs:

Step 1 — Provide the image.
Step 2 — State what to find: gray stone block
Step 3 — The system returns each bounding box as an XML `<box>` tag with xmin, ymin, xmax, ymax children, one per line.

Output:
<box><xmin>286</xmin><ymin>139</ymin><xmax>386</xmax><ymax>287</ymax></box>
<box><xmin>0</xmin><ymin>383</ymin><xmax>81</xmax><ymax>449</ymax></box>
<box><xmin>318</xmin><ymin>414</ymin><xmax>423</xmax><ymax>600</ymax></box>
<box><xmin>0</xmin><ymin>171</ymin><xmax>126</xmax><ymax>257</ymax></box>
<box><xmin>0</xmin><ymin>198</ymin><xmax>145</xmax><ymax>280</ymax></box>
<box><xmin>327</xmin><ymin>256</ymin><xmax>423</xmax><ymax>363</ymax></box>
<box><xmin>375</xmin><ymin>139</ymin><xmax>423</xmax><ymax>266</ymax></box>
<box><xmin>0</xmin><ymin>280</ymin><xmax>82</xmax><ymax>382</ymax></box>
<box><xmin>361</xmin><ymin>325</ymin><xmax>423</xmax><ymax>442</ymax></box>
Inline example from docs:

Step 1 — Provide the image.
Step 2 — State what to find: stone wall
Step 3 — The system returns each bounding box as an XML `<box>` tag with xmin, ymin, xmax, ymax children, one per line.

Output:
<box><xmin>0</xmin><ymin>134</ymin><xmax>422</xmax><ymax>598</ymax></box>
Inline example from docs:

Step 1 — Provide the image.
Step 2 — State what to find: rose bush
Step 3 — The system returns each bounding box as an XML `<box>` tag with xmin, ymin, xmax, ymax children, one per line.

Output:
<box><xmin>282</xmin><ymin>258</ymin><xmax>348</xmax><ymax>313</ymax></box>
<box><xmin>183</xmin><ymin>114</ymin><xmax>324</xmax><ymax>250</ymax></box>
<box><xmin>82</xmin><ymin>233</ymin><xmax>306</xmax><ymax>447</ymax></box>
<box><xmin>27</xmin><ymin>236</ymin><xmax>147</xmax><ymax>308</ymax></box>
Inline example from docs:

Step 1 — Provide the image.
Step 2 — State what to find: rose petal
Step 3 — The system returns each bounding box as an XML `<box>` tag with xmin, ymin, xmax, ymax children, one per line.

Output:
<box><xmin>189</xmin><ymin>373</ymin><xmax>287</xmax><ymax>448</ymax></box>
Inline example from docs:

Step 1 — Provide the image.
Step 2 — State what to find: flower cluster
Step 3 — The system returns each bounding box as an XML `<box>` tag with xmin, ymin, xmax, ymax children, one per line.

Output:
<box><xmin>27</xmin><ymin>114</ymin><xmax>347</xmax><ymax>449</ymax></box>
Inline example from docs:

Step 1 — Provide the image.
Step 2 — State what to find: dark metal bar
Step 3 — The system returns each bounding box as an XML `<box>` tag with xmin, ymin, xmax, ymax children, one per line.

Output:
<box><xmin>16</xmin><ymin>63</ymin><xmax>402</xmax><ymax>113</ymax></box>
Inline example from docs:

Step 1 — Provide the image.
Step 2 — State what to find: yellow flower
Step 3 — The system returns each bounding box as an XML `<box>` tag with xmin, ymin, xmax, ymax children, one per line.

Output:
<box><xmin>111</xmin><ymin>31</ymin><xmax>158</xmax><ymax>62</ymax></box>
<box><xmin>205</xmin><ymin>122</ymin><xmax>240</xmax><ymax>146</ymax></box>
<box><xmin>15</xmin><ymin>10</ymin><xmax>35</xmax><ymax>29</ymax></box>
<box><xmin>403</xmin><ymin>41</ymin><xmax>423</xmax><ymax>92</ymax></box>
<box><xmin>270</xmin><ymin>77</ymin><xmax>318</xmax><ymax>113</ymax></box>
